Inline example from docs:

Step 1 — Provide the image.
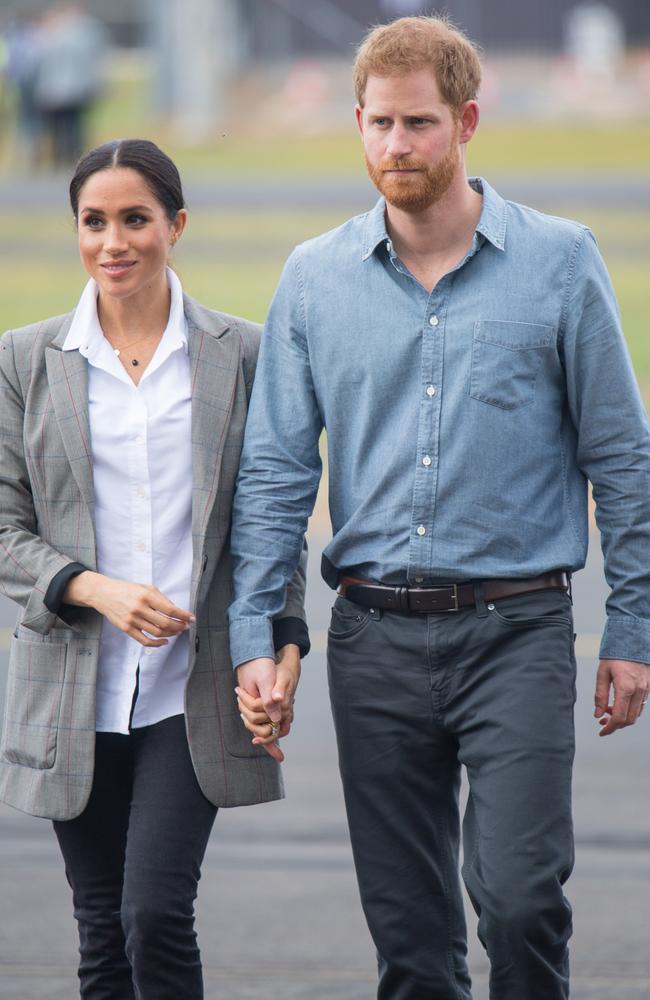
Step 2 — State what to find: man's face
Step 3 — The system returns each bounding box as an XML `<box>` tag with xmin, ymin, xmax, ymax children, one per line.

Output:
<box><xmin>357</xmin><ymin>68</ymin><xmax>462</xmax><ymax>213</ymax></box>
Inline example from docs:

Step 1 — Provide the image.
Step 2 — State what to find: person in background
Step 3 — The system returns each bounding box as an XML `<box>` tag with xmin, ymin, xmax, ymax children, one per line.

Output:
<box><xmin>1</xmin><ymin>10</ymin><xmax>43</xmax><ymax>169</ymax></box>
<box><xmin>32</xmin><ymin>2</ymin><xmax>108</xmax><ymax>167</ymax></box>
<box><xmin>0</xmin><ymin>138</ymin><xmax>307</xmax><ymax>999</ymax></box>
<box><xmin>229</xmin><ymin>14</ymin><xmax>650</xmax><ymax>1000</ymax></box>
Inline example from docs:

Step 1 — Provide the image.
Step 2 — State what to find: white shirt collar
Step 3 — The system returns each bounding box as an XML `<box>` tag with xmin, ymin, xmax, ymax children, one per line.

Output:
<box><xmin>62</xmin><ymin>267</ymin><xmax>188</xmax><ymax>364</ymax></box>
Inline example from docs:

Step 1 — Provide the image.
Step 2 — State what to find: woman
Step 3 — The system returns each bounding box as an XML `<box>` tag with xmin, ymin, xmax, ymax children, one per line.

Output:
<box><xmin>0</xmin><ymin>138</ymin><xmax>308</xmax><ymax>998</ymax></box>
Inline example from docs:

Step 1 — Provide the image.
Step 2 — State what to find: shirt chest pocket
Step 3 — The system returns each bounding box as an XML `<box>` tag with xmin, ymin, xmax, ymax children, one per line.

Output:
<box><xmin>470</xmin><ymin>320</ymin><xmax>555</xmax><ymax>411</ymax></box>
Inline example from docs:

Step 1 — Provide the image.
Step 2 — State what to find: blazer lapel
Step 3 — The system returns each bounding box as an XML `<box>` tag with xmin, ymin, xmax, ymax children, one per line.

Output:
<box><xmin>45</xmin><ymin>331</ymin><xmax>95</xmax><ymax>514</ymax></box>
<box><xmin>186</xmin><ymin>297</ymin><xmax>242</xmax><ymax>577</ymax></box>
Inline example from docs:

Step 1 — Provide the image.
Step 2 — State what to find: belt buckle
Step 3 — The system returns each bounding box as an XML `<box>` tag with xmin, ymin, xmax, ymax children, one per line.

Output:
<box><xmin>444</xmin><ymin>583</ymin><xmax>459</xmax><ymax>613</ymax></box>
<box><xmin>410</xmin><ymin>583</ymin><xmax>459</xmax><ymax>613</ymax></box>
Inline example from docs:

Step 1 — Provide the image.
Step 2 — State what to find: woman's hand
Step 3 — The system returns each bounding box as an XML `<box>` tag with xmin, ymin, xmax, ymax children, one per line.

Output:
<box><xmin>236</xmin><ymin>643</ymin><xmax>302</xmax><ymax>762</ymax></box>
<box><xmin>63</xmin><ymin>571</ymin><xmax>195</xmax><ymax>647</ymax></box>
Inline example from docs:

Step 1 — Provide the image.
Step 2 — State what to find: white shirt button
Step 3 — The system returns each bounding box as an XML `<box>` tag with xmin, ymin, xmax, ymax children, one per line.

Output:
<box><xmin>135</xmin><ymin>487</ymin><xmax>146</xmax><ymax>498</ymax></box>
<box><xmin>386</xmin><ymin>240</ymin><xmax>393</xmax><ymax>253</ymax></box>
<box><xmin>135</xmin><ymin>434</ymin><xmax>144</xmax><ymax>444</ymax></box>
<box><xmin>422</xmin><ymin>455</ymin><xmax>432</xmax><ymax>467</ymax></box>
<box><xmin>416</xmin><ymin>525</ymin><xmax>426</xmax><ymax>536</ymax></box>
<box><xmin>144</xmin><ymin>648</ymin><xmax>154</xmax><ymax>656</ymax></box>
<box><xmin>137</xmin><ymin>542</ymin><xmax>146</xmax><ymax>552</ymax></box>
<box><xmin>426</xmin><ymin>385</ymin><xmax>436</xmax><ymax>397</ymax></box>
<box><xmin>415</xmin><ymin>577</ymin><xmax>424</xmax><ymax>583</ymax></box>
<box><xmin>429</xmin><ymin>315</ymin><xmax>439</xmax><ymax>327</ymax></box>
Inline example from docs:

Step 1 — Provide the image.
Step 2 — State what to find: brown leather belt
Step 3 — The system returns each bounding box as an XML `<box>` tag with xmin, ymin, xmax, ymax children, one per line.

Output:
<box><xmin>338</xmin><ymin>571</ymin><xmax>570</xmax><ymax>615</ymax></box>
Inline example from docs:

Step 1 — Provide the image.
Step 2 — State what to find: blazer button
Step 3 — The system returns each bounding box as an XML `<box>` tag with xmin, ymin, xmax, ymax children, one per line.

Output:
<box><xmin>202</xmin><ymin>554</ymin><xmax>208</xmax><ymax>573</ymax></box>
<box><xmin>195</xmin><ymin>636</ymin><xmax>200</xmax><ymax>652</ymax></box>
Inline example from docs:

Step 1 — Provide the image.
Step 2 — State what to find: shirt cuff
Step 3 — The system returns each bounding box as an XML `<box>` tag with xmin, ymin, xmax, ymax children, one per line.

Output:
<box><xmin>229</xmin><ymin>617</ymin><xmax>275</xmax><ymax>669</ymax></box>
<box><xmin>599</xmin><ymin>616</ymin><xmax>650</xmax><ymax>665</ymax></box>
<box><xmin>44</xmin><ymin>562</ymin><xmax>89</xmax><ymax>615</ymax></box>
<box><xmin>273</xmin><ymin>616</ymin><xmax>310</xmax><ymax>658</ymax></box>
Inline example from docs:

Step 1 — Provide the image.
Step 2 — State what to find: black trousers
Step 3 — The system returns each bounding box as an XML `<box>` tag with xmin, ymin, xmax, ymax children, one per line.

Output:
<box><xmin>327</xmin><ymin>588</ymin><xmax>576</xmax><ymax>1000</ymax></box>
<box><xmin>53</xmin><ymin>714</ymin><xmax>217</xmax><ymax>1000</ymax></box>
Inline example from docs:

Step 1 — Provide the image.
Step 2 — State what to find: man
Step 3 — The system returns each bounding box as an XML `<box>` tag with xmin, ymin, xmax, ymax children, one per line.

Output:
<box><xmin>229</xmin><ymin>15</ymin><xmax>650</xmax><ymax>999</ymax></box>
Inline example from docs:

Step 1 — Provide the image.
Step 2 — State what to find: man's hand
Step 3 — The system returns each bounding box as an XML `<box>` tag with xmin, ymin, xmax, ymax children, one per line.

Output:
<box><xmin>236</xmin><ymin>645</ymin><xmax>302</xmax><ymax>763</ymax></box>
<box><xmin>63</xmin><ymin>571</ymin><xmax>194</xmax><ymax>647</ymax></box>
<box><xmin>594</xmin><ymin>658</ymin><xmax>650</xmax><ymax>736</ymax></box>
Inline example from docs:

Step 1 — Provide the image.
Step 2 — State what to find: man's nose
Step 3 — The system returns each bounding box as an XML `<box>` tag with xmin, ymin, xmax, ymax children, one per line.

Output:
<box><xmin>386</xmin><ymin>123</ymin><xmax>412</xmax><ymax>159</ymax></box>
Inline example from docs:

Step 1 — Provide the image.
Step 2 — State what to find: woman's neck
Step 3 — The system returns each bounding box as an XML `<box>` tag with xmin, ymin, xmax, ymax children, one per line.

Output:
<box><xmin>97</xmin><ymin>275</ymin><xmax>172</xmax><ymax>342</ymax></box>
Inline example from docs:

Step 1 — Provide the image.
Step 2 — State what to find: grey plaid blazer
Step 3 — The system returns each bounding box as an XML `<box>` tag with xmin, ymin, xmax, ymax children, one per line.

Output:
<box><xmin>0</xmin><ymin>294</ymin><xmax>306</xmax><ymax>820</ymax></box>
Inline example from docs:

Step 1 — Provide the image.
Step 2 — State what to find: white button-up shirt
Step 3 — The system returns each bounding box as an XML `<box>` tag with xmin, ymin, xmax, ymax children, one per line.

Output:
<box><xmin>63</xmin><ymin>268</ymin><xmax>193</xmax><ymax>733</ymax></box>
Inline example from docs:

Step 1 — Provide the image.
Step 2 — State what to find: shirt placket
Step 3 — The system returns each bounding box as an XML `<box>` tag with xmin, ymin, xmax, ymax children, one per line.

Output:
<box><xmin>407</xmin><ymin>283</ymin><xmax>448</xmax><ymax>581</ymax></box>
<box><xmin>128</xmin><ymin>388</ymin><xmax>154</xmax><ymax>712</ymax></box>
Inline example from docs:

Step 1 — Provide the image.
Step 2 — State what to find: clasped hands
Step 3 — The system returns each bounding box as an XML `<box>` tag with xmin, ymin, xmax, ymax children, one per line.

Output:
<box><xmin>236</xmin><ymin>645</ymin><xmax>302</xmax><ymax>763</ymax></box>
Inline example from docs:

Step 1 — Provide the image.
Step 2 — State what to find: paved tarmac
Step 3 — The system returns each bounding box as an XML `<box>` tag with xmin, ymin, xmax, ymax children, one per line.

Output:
<box><xmin>0</xmin><ymin>523</ymin><xmax>649</xmax><ymax>999</ymax></box>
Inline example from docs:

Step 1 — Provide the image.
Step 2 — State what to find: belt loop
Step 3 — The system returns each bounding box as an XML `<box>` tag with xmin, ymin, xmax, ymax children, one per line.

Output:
<box><xmin>474</xmin><ymin>581</ymin><xmax>488</xmax><ymax>618</ymax></box>
<box><xmin>567</xmin><ymin>572</ymin><xmax>573</xmax><ymax>605</ymax></box>
<box><xmin>397</xmin><ymin>586</ymin><xmax>409</xmax><ymax>613</ymax></box>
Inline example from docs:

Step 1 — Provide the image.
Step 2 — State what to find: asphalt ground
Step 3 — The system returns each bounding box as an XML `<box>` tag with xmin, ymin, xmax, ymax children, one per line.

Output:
<box><xmin>0</xmin><ymin>523</ymin><xmax>649</xmax><ymax>1000</ymax></box>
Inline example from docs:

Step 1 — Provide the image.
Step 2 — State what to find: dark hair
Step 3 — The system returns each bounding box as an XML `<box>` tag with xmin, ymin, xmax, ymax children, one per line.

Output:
<box><xmin>69</xmin><ymin>139</ymin><xmax>185</xmax><ymax>221</ymax></box>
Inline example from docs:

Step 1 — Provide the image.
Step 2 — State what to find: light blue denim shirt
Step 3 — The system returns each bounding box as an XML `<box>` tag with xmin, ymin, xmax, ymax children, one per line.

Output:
<box><xmin>229</xmin><ymin>178</ymin><xmax>650</xmax><ymax>667</ymax></box>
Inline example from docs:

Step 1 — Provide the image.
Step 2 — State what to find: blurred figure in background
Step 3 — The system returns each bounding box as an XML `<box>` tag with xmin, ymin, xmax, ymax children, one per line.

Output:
<box><xmin>1</xmin><ymin>9</ymin><xmax>43</xmax><ymax>169</ymax></box>
<box><xmin>32</xmin><ymin>1</ymin><xmax>108</xmax><ymax>167</ymax></box>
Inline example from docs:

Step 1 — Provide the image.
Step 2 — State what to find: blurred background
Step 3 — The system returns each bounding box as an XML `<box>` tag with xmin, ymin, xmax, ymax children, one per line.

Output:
<box><xmin>0</xmin><ymin>0</ymin><xmax>649</xmax><ymax>385</ymax></box>
<box><xmin>0</xmin><ymin>3</ymin><xmax>649</xmax><ymax>998</ymax></box>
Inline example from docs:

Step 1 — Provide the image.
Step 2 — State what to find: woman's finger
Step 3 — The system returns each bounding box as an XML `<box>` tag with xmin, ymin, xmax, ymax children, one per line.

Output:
<box><xmin>234</xmin><ymin>686</ymin><xmax>265</xmax><ymax>712</ymax></box>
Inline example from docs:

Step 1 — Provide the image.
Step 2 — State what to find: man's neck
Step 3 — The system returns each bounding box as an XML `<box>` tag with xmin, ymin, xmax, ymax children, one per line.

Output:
<box><xmin>385</xmin><ymin>173</ymin><xmax>483</xmax><ymax>263</ymax></box>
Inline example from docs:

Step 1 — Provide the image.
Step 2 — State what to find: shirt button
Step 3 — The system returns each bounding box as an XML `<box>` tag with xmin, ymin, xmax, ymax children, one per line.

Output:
<box><xmin>422</xmin><ymin>455</ymin><xmax>432</xmax><ymax>467</ymax></box>
<box><xmin>144</xmin><ymin>648</ymin><xmax>153</xmax><ymax>656</ymax></box>
<box><xmin>416</xmin><ymin>525</ymin><xmax>426</xmax><ymax>537</ymax></box>
<box><xmin>135</xmin><ymin>434</ymin><xmax>144</xmax><ymax>444</ymax></box>
<box><xmin>415</xmin><ymin>577</ymin><xmax>424</xmax><ymax>583</ymax></box>
<box><xmin>386</xmin><ymin>239</ymin><xmax>393</xmax><ymax>253</ymax></box>
<box><xmin>137</xmin><ymin>542</ymin><xmax>146</xmax><ymax>552</ymax></box>
<box><xmin>429</xmin><ymin>315</ymin><xmax>439</xmax><ymax>327</ymax></box>
<box><xmin>426</xmin><ymin>385</ymin><xmax>436</xmax><ymax>397</ymax></box>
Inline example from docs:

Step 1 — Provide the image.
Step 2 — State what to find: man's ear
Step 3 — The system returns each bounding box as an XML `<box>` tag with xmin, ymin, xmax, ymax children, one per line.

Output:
<box><xmin>355</xmin><ymin>104</ymin><xmax>365</xmax><ymax>139</ymax></box>
<box><xmin>458</xmin><ymin>100</ymin><xmax>480</xmax><ymax>145</ymax></box>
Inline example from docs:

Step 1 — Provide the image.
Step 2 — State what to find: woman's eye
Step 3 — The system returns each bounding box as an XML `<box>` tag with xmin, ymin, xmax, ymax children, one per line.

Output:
<box><xmin>85</xmin><ymin>217</ymin><xmax>104</xmax><ymax>228</ymax></box>
<box><xmin>127</xmin><ymin>214</ymin><xmax>146</xmax><ymax>225</ymax></box>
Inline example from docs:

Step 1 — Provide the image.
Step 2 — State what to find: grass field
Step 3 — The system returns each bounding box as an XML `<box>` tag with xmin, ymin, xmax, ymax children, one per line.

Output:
<box><xmin>1</xmin><ymin>204</ymin><xmax>647</xmax><ymax>390</ymax></box>
<box><xmin>1</xmin><ymin>72</ymin><xmax>648</xmax><ymax>384</ymax></box>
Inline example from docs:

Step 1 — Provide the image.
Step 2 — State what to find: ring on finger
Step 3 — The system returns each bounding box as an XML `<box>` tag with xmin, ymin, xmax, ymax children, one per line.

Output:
<box><xmin>270</xmin><ymin>722</ymin><xmax>279</xmax><ymax>738</ymax></box>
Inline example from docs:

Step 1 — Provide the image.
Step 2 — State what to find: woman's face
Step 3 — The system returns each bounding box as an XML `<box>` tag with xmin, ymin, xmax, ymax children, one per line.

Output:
<box><xmin>76</xmin><ymin>166</ymin><xmax>186</xmax><ymax>303</ymax></box>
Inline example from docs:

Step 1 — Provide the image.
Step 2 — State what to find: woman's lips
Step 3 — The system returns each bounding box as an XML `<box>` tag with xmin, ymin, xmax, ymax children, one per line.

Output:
<box><xmin>101</xmin><ymin>261</ymin><xmax>136</xmax><ymax>278</ymax></box>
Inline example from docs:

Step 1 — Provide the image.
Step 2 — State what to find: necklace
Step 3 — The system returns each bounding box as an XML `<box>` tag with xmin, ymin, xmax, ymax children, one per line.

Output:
<box><xmin>107</xmin><ymin>333</ymin><xmax>155</xmax><ymax>367</ymax></box>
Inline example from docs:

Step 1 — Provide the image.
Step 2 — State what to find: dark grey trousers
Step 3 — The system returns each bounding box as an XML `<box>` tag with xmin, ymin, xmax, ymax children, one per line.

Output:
<box><xmin>327</xmin><ymin>586</ymin><xmax>577</xmax><ymax>1000</ymax></box>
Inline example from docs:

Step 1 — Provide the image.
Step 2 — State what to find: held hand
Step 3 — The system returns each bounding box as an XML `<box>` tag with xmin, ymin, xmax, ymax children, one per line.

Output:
<box><xmin>272</xmin><ymin>643</ymin><xmax>302</xmax><ymax>739</ymax></box>
<box><xmin>236</xmin><ymin>646</ymin><xmax>302</xmax><ymax>763</ymax></box>
<box><xmin>63</xmin><ymin>571</ymin><xmax>195</xmax><ymax>647</ymax></box>
<box><xmin>594</xmin><ymin>658</ymin><xmax>650</xmax><ymax>736</ymax></box>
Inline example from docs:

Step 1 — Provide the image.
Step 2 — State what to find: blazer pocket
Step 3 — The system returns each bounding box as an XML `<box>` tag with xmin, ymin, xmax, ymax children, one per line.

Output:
<box><xmin>470</xmin><ymin>320</ymin><xmax>555</xmax><ymax>411</ymax></box>
<box><xmin>1</xmin><ymin>637</ymin><xmax>67</xmax><ymax>769</ymax></box>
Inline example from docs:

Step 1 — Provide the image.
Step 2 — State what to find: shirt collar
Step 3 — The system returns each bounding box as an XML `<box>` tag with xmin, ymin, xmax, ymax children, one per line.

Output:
<box><xmin>361</xmin><ymin>175</ymin><xmax>507</xmax><ymax>262</ymax></box>
<box><xmin>62</xmin><ymin>266</ymin><xmax>189</xmax><ymax>358</ymax></box>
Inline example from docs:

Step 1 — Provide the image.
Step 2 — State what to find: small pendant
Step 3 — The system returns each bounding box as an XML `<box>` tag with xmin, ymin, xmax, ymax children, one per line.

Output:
<box><xmin>114</xmin><ymin>348</ymin><xmax>120</xmax><ymax>357</ymax></box>
<box><xmin>131</xmin><ymin>359</ymin><xmax>139</xmax><ymax>367</ymax></box>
